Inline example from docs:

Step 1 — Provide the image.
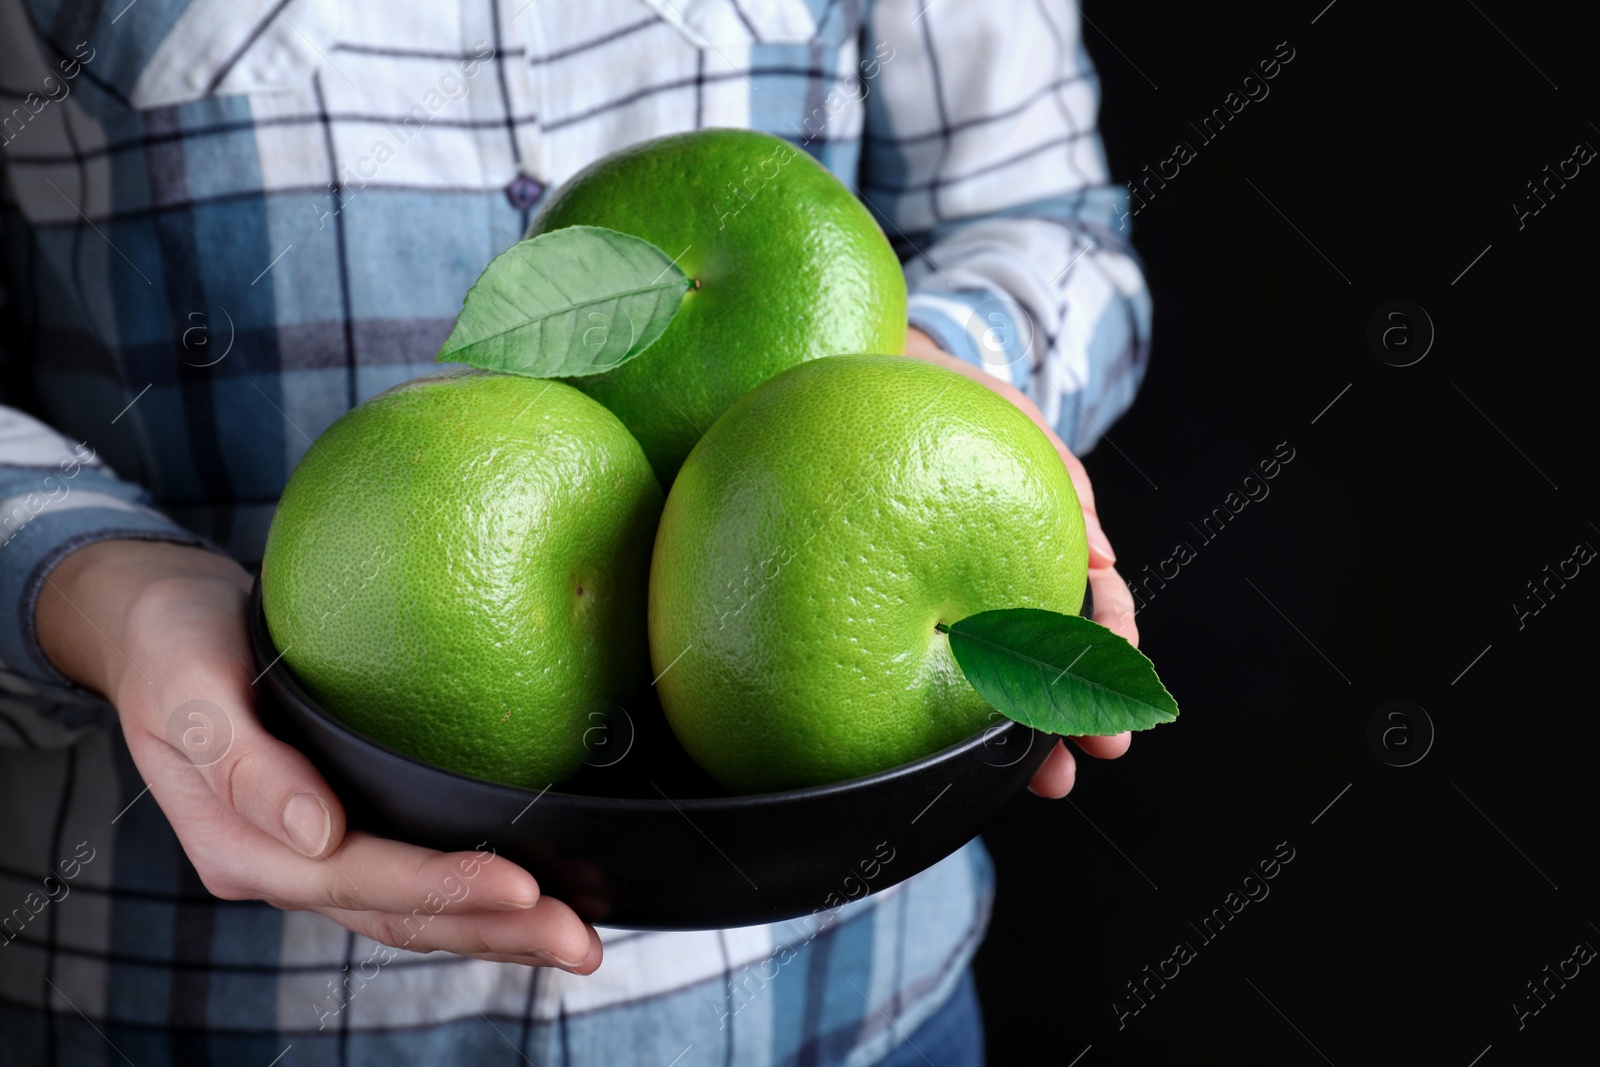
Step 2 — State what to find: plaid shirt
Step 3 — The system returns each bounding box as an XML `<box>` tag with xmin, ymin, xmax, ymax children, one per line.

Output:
<box><xmin>0</xmin><ymin>1</ymin><xmax>1150</xmax><ymax>1063</ymax></box>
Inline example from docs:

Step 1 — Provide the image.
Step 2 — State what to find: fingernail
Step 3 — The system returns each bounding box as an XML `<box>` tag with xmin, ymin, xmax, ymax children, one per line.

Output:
<box><xmin>1086</xmin><ymin>521</ymin><xmax>1116</xmax><ymax>563</ymax></box>
<box><xmin>284</xmin><ymin>793</ymin><xmax>331</xmax><ymax>857</ymax></box>
<box><xmin>532</xmin><ymin>948</ymin><xmax>587</xmax><ymax>970</ymax></box>
<box><xmin>490</xmin><ymin>894</ymin><xmax>538</xmax><ymax>911</ymax></box>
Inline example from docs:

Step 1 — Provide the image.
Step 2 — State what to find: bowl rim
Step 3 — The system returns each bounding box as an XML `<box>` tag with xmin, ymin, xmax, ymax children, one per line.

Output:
<box><xmin>249</xmin><ymin>578</ymin><xmax>1043</xmax><ymax>815</ymax></box>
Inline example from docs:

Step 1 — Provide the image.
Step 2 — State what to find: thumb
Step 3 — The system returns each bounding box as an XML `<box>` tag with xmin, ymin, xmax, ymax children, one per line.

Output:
<box><xmin>164</xmin><ymin>695</ymin><xmax>348</xmax><ymax>858</ymax></box>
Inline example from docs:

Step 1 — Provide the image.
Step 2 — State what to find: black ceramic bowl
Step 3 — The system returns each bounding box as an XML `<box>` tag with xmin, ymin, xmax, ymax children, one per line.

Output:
<box><xmin>249</xmin><ymin>580</ymin><xmax>1052</xmax><ymax>930</ymax></box>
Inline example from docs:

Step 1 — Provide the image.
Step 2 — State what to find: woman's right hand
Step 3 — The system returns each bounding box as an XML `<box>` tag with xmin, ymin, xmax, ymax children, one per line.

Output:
<box><xmin>36</xmin><ymin>539</ymin><xmax>602</xmax><ymax>972</ymax></box>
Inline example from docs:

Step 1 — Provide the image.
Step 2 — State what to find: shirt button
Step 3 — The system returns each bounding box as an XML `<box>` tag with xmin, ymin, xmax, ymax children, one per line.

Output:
<box><xmin>251</xmin><ymin>43</ymin><xmax>298</xmax><ymax>86</ymax></box>
<box><xmin>506</xmin><ymin>175</ymin><xmax>546</xmax><ymax>211</ymax></box>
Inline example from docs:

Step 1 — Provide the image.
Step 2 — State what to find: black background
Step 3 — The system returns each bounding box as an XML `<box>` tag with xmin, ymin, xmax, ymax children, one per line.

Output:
<box><xmin>972</xmin><ymin>2</ymin><xmax>1598</xmax><ymax>1064</ymax></box>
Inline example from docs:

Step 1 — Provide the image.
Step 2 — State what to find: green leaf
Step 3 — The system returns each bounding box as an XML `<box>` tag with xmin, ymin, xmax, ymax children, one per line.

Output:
<box><xmin>940</xmin><ymin>608</ymin><xmax>1178</xmax><ymax>736</ymax></box>
<box><xmin>437</xmin><ymin>225</ymin><xmax>690</xmax><ymax>377</ymax></box>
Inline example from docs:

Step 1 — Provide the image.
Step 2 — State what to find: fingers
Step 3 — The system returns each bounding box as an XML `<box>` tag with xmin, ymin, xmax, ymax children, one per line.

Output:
<box><xmin>1028</xmin><ymin>740</ymin><xmax>1076</xmax><ymax>798</ymax></box>
<box><xmin>308</xmin><ymin>895</ymin><xmax>602</xmax><ymax>973</ymax></box>
<box><xmin>1032</xmin><ymin>562</ymin><xmax>1135</xmax><ymax>799</ymax></box>
<box><xmin>1054</xmin><ymin>442</ymin><xmax>1116</xmax><ymax>569</ymax></box>
<box><xmin>1054</xmin><ymin>442</ymin><xmax>1096</xmax><ymax>513</ymax></box>
<box><xmin>1087</xmin><ymin>563</ymin><xmax>1139</xmax><ymax>648</ymax></box>
<box><xmin>1072</xmin><ymin>733</ymin><xmax>1133</xmax><ymax>760</ymax></box>
<box><xmin>1027</xmin><ymin>731</ymin><xmax>1133</xmax><ymax>799</ymax></box>
<box><xmin>227</xmin><ymin>832</ymin><xmax>541</xmax><ymax>916</ymax></box>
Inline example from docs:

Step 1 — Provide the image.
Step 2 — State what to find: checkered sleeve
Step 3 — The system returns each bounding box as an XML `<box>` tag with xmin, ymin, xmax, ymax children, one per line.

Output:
<box><xmin>862</xmin><ymin>0</ymin><xmax>1152</xmax><ymax>456</ymax></box>
<box><xmin>0</xmin><ymin>405</ymin><xmax>207</xmax><ymax>747</ymax></box>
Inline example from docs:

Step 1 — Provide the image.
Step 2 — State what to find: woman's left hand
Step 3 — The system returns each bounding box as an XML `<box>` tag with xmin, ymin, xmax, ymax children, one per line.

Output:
<box><xmin>903</xmin><ymin>328</ymin><xmax>1137</xmax><ymax>798</ymax></box>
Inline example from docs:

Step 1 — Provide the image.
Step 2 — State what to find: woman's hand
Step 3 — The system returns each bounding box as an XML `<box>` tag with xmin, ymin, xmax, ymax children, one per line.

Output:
<box><xmin>36</xmin><ymin>539</ymin><xmax>601</xmax><ymax>971</ymax></box>
<box><xmin>904</xmin><ymin>328</ymin><xmax>1137</xmax><ymax>798</ymax></box>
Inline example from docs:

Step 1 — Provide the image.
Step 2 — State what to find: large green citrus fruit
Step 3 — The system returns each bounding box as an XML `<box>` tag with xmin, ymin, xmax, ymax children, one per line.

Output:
<box><xmin>526</xmin><ymin>128</ymin><xmax>907</xmax><ymax>485</ymax></box>
<box><xmin>649</xmin><ymin>355</ymin><xmax>1088</xmax><ymax>793</ymax></box>
<box><xmin>261</xmin><ymin>370</ymin><xmax>663</xmax><ymax>788</ymax></box>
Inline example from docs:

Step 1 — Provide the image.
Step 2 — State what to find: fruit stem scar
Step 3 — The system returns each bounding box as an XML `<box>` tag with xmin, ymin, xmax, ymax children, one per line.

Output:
<box><xmin>690</xmin><ymin>278</ymin><xmax>701</xmax><ymax>290</ymax></box>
